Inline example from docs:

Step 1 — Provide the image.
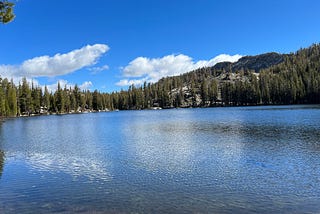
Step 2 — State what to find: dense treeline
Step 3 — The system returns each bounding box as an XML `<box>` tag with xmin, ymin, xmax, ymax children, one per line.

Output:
<box><xmin>115</xmin><ymin>43</ymin><xmax>320</xmax><ymax>109</ymax></box>
<box><xmin>219</xmin><ymin>44</ymin><xmax>320</xmax><ymax>105</ymax></box>
<box><xmin>0</xmin><ymin>78</ymin><xmax>115</xmax><ymax>117</ymax></box>
<box><xmin>0</xmin><ymin>44</ymin><xmax>320</xmax><ymax>117</ymax></box>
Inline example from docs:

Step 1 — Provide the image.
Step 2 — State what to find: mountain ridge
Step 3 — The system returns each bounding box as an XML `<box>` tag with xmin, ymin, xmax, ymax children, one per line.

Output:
<box><xmin>213</xmin><ymin>52</ymin><xmax>286</xmax><ymax>72</ymax></box>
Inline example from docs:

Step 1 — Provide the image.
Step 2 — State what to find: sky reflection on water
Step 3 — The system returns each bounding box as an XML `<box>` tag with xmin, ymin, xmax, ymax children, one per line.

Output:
<box><xmin>0</xmin><ymin>105</ymin><xmax>320</xmax><ymax>213</ymax></box>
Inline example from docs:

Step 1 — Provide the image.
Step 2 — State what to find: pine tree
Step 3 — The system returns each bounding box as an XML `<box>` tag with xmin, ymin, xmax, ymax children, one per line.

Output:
<box><xmin>55</xmin><ymin>82</ymin><xmax>65</xmax><ymax>113</ymax></box>
<box><xmin>92</xmin><ymin>90</ymin><xmax>99</xmax><ymax>110</ymax></box>
<box><xmin>19</xmin><ymin>78</ymin><xmax>32</xmax><ymax>115</ymax></box>
<box><xmin>201</xmin><ymin>79</ymin><xmax>209</xmax><ymax>106</ymax></box>
<box><xmin>43</xmin><ymin>86</ymin><xmax>51</xmax><ymax>110</ymax></box>
<box><xmin>7</xmin><ymin>81</ymin><xmax>17</xmax><ymax>116</ymax></box>
<box><xmin>0</xmin><ymin>79</ymin><xmax>6</xmax><ymax>116</ymax></box>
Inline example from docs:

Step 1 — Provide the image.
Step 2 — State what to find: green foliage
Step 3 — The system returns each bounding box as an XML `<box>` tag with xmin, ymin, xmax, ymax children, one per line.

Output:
<box><xmin>43</xmin><ymin>86</ymin><xmax>51</xmax><ymax>110</ymax></box>
<box><xmin>7</xmin><ymin>81</ymin><xmax>17</xmax><ymax>116</ymax></box>
<box><xmin>0</xmin><ymin>1</ymin><xmax>15</xmax><ymax>24</ymax></box>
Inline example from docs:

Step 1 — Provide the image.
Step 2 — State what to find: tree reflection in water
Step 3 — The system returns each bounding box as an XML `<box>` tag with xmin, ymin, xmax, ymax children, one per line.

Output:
<box><xmin>0</xmin><ymin>150</ymin><xmax>4</xmax><ymax>178</ymax></box>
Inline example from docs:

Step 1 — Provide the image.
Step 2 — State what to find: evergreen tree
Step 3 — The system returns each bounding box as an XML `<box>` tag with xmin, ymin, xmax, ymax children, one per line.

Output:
<box><xmin>0</xmin><ymin>79</ymin><xmax>6</xmax><ymax>116</ymax></box>
<box><xmin>7</xmin><ymin>81</ymin><xmax>17</xmax><ymax>116</ymax></box>
<box><xmin>55</xmin><ymin>82</ymin><xmax>65</xmax><ymax>113</ymax></box>
<box><xmin>0</xmin><ymin>1</ymin><xmax>15</xmax><ymax>24</ymax></box>
<box><xmin>19</xmin><ymin>78</ymin><xmax>32</xmax><ymax>115</ymax></box>
<box><xmin>43</xmin><ymin>86</ymin><xmax>51</xmax><ymax>110</ymax></box>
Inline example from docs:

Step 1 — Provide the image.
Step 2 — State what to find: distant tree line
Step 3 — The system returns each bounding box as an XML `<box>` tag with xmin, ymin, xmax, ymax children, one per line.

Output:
<box><xmin>0</xmin><ymin>78</ymin><xmax>116</xmax><ymax>117</ymax></box>
<box><xmin>0</xmin><ymin>44</ymin><xmax>320</xmax><ymax>117</ymax></box>
<box><xmin>217</xmin><ymin>44</ymin><xmax>320</xmax><ymax>105</ymax></box>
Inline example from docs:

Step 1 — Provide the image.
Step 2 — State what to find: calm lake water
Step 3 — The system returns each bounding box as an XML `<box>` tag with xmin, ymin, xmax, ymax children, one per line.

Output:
<box><xmin>0</xmin><ymin>105</ymin><xmax>320</xmax><ymax>213</ymax></box>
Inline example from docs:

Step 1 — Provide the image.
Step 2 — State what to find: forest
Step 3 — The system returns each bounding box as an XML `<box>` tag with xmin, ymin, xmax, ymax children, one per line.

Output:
<box><xmin>0</xmin><ymin>44</ymin><xmax>320</xmax><ymax>117</ymax></box>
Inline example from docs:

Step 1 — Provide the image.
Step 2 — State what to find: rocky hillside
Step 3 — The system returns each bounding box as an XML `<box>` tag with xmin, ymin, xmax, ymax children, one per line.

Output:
<box><xmin>213</xmin><ymin>52</ymin><xmax>286</xmax><ymax>72</ymax></box>
<box><xmin>148</xmin><ymin>44</ymin><xmax>320</xmax><ymax>108</ymax></box>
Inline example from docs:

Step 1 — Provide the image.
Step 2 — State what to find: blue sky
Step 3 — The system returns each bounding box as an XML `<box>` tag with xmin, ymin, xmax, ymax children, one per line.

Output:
<box><xmin>0</xmin><ymin>0</ymin><xmax>319</xmax><ymax>92</ymax></box>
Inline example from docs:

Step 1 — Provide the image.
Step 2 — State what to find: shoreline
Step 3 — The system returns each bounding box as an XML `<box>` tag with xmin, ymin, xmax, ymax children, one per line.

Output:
<box><xmin>1</xmin><ymin>103</ymin><xmax>319</xmax><ymax>121</ymax></box>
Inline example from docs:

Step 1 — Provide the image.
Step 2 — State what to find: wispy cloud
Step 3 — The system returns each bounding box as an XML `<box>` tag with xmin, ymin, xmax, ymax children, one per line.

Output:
<box><xmin>88</xmin><ymin>64</ymin><xmax>109</xmax><ymax>75</ymax></box>
<box><xmin>117</xmin><ymin>53</ymin><xmax>242</xmax><ymax>86</ymax></box>
<box><xmin>116</xmin><ymin>78</ymin><xmax>149</xmax><ymax>87</ymax></box>
<box><xmin>0</xmin><ymin>44</ymin><xmax>109</xmax><ymax>82</ymax></box>
<box><xmin>45</xmin><ymin>80</ymin><xmax>93</xmax><ymax>92</ymax></box>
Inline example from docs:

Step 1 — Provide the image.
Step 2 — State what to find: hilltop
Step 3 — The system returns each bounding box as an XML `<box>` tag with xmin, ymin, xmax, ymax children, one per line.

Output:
<box><xmin>213</xmin><ymin>52</ymin><xmax>285</xmax><ymax>72</ymax></box>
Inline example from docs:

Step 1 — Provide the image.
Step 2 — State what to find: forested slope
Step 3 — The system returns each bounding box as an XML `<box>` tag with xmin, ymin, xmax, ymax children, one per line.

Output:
<box><xmin>0</xmin><ymin>44</ymin><xmax>319</xmax><ymax>117</ymax></box>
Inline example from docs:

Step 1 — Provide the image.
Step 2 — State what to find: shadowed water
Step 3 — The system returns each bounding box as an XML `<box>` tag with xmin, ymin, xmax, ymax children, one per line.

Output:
<box><xmin>0</xmin><ymin>105</ymin><xmax>320</xmax><ymax>213</ymax></box>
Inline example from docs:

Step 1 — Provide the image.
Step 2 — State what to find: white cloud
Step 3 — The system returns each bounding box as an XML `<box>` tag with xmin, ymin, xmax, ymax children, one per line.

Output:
<box><xmin>0</xmin><ymin>44</ymin><xmax>109</xmax><ymax>80</ymax></box>
<box><xmin>44</xmin><ymin>80</ymin><xmax>70</xmax><ymax>92</ymax></box>
<box><xmin>79</xmin><ymin>81</ymin><xmax>93</xmax><ymax>90</ymax></box>
<box><xmin>117</xmin><ymin>53</ymin><xmax>242</xmax><ymax>86</ymax></box>
<box><xmin>116</xmin><ymin>78</ymin><xmax>149</xmax><ymax>87</ymax></box>
<box><xmin>44</xmin><ymin>80</ymin><xmax>93</xmax><ymax>93</ymax></box>
<box><xmin>194</xmin><ymin>54</ymin><xmax>243</xmax><ymax>68</ymax></box>
<box><xmin>88</xmin><ymin>64</ymin><xmax>109</xmax><ymax>75</ymax></box>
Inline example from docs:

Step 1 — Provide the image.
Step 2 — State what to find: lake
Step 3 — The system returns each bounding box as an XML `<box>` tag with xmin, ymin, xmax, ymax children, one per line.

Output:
<box><xmin>0</xmin><ymin>105</ymin><xmax>320</xmax><ymax>213</ymax></box>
